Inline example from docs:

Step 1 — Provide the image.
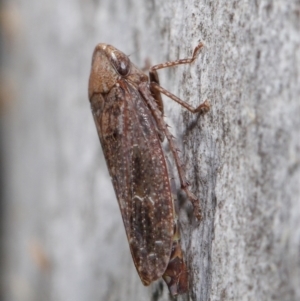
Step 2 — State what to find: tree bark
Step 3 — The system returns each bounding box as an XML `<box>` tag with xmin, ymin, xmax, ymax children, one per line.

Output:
<box><xmin>1</xmin><ymin>0</ymin><xmax>300</xmax><ymax>301</ymax></box>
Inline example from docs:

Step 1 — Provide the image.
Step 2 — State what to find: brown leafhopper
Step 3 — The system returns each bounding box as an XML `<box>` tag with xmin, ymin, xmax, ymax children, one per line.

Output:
<box><xmin>88</xmin><ymin>43</ymin><xmax>209</xmax><ymax>296</ymax></box>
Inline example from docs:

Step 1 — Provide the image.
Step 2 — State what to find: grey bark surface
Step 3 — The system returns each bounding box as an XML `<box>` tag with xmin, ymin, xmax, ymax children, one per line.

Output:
<box><xmin>1</xmin><ymin>0</ymin><xmax>300</xmax><ymax>301</ymax></box>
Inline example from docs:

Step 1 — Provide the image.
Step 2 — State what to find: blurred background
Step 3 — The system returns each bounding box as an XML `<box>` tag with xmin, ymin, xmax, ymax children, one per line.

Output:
<box><xmin>0</xmin><ymin>1</ymin><xmax>167</xmax><ymax>300</ymax></box>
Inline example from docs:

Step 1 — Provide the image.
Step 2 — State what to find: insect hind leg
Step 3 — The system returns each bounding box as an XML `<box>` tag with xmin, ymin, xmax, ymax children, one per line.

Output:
<box><xmin>139</xmin><ymin>82</ymin><xmax>202</xmax><ymax>220</ymax></box>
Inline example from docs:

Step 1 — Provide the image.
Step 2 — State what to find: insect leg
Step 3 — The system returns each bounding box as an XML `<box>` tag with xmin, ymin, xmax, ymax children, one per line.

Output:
<box><xmin>149</xmin><ymin>42</ymin><xmax>204</xmax><ymax>75</ymax></box>
<box><xmin>149</xmin><ymin>43</ymin><xmax>204</xmax><ymax>115</ymax></box>
<box><xmin>161</xmin><ymin>156</ymin><xmax>188</xmax><ymax>295</ymax></box>
<box><xmin>139</xmin><ymin>83</ymin><xmax>202</xmax><ymax>220</ymax></box>
<box><xmin>149</xmin><ymin>42</ymin><xmax>210</xmax><ymax>114</ymax></box>
<box><xmin>162</xmin><ymin>224</ymin><xmax>188</xmax><ymax>296</ymax></box>
<box><xmin>150</xmin><ymin>82</ymin><xmax>210</xmax><ymax>114</ymax></box>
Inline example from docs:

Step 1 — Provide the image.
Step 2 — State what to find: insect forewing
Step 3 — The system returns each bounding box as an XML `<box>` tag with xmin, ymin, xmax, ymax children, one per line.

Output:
<box><xmin>91</xmin><ymin>79</ymin><xmax>175</xmax><ymax>285</ymax></box>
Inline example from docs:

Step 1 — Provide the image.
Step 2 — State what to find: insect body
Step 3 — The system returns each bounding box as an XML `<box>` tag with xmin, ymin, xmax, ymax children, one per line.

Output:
<box><xmin>88</xmin><ymin>43</ymin><xmax>209</xmax><ymax>296</ymax></box>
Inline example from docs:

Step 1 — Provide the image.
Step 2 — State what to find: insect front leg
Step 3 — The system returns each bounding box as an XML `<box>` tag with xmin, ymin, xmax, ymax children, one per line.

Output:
<box><xmin>149</xmin><ymin>43</ymin><xmax>204</xmax><ymax>115</ymax></box>
<box><xmin>149</xmin><ymin>42</ymin><xmax>210</xmax><ymax>114</ymax></box>
<box><xmin>139</xmin><ymin>83</ymin><xmax>202</xmax><ymax>220</ymax></box>
<box><xmin>149</xmin><ymin>42</ymin><xmax>204</xmax><ymax>75</ymax></box>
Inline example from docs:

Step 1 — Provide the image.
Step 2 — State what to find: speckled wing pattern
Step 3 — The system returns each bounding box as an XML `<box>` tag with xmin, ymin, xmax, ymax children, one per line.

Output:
<box><xmin>92</xmin><ymin>80</ymin><xmax>174</xmax><ymax>285</ymax></box>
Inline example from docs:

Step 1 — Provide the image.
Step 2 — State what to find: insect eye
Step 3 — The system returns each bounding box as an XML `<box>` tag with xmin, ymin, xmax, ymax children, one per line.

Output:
<box><xmin>110</xmin><ymin>50</ymin><xmax>130</xmax><ymax>76</ymax></box>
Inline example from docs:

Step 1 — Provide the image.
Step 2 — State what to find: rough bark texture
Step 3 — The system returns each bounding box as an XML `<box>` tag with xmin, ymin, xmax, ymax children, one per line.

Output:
<box><xmin>1</xmin><ymin>0</ymin><xmax>299</xmax><ymax>301</ymax></box>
